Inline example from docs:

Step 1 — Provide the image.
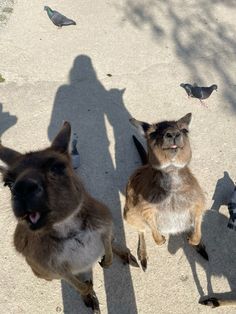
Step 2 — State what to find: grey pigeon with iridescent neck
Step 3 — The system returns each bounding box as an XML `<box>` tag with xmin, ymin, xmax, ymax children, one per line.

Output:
<box><xmin>44</xmin><ymin>6</ymin><xmax>76</xmax><ymax>27</ymax></box>
<box><xmin>180</xmin><ymin>83</ymin><xmax>217</xmax><ymax>106</ymax></box>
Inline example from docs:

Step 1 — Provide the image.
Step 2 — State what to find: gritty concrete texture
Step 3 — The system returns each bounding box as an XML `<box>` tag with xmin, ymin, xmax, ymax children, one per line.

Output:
<box><xmin>0</xmin><ymin>0</ymin><xmax>236</xmax><ymax>313</ymax></box>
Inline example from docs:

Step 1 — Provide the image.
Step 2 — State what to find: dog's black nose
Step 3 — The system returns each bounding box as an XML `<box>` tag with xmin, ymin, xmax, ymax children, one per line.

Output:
<box><xmin>165</xmin><ymin>130</ymin><xmax>181</xmax><ymax>139</ymax></box>
<box><xmin>13</xmin><ymin>178</ymin><xmax>43</xmax><ymax>199</ymax></box>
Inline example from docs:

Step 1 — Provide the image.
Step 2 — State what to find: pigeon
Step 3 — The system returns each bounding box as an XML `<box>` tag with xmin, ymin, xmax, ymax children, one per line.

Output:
<box><xmin>44</xmin><ymin>6</ymin><xmax>76</xmax><ymax>28</ymax></box>
<box><xmin>180</xmin><ymin>83</ymin><xmax>217</xmax><ymax>106</ymax></box>
<box><xmin>71</xmin><ymin>136</ymin><xmax>80</xmax><ymax>170</ymax></box>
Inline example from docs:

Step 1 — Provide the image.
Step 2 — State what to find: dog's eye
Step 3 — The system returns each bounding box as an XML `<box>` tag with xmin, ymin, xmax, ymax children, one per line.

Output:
<box><xmin>50</xmin><ymin>162</ymin><xmax>65</xmax><ymax>175</ymax></box>
<box><xmin>149</xmin><ymin>131</ymin><xmax>158</xmax><ymax>140</ymax></box>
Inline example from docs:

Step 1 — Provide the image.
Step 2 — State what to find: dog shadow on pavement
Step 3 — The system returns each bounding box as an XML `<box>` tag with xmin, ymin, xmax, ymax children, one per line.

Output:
<box><xmin>168</xmin><ymin>171</ymin><xmax>236</xmax><ymax>304</ymax></box>
<box><xmin>48</xmin><ymin>55</ymin><xmax>138</xmax><ymax>314</ymax></box>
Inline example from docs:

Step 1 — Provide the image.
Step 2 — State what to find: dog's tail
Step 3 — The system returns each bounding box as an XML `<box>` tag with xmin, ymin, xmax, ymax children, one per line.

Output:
<box><xmin>132</xmin><ymin>135</ymin><xmax>148</xmax><ymax>165</ymax></box>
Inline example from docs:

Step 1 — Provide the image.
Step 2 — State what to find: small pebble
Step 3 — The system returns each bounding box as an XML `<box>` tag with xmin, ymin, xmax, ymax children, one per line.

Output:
<box><xmin>180</xmin><ymin>274</ymin><xmax>188</xmax><ymax>282</ymax></box>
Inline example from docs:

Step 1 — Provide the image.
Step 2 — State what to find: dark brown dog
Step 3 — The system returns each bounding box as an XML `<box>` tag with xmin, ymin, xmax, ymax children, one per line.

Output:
<box><xmin>0</xmin><ymin>122</ymin><xmax>137</xmax><ymax>313</ymax></box>
<box><xmin>124</xmin><ymin>113</ymin><xmax>208</xmax><ymax>270</ymax></box>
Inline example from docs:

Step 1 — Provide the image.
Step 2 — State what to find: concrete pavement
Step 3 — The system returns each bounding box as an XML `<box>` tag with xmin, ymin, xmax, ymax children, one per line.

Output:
<box><xmin>0</xmin><ymin>1</ymin><xmax>236</xmax><ymax>313</ymax></box>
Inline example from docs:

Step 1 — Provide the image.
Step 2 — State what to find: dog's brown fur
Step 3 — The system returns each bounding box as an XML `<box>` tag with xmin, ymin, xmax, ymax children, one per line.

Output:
<box><xmin>0</xmin><ymin>122</ymin><xmax>137</xmax><ymax>312</ymax></box>
<box><xmin>124</xmin><ymin>113</ymin><xmax>208</xmax><ymax>270</ymax></box>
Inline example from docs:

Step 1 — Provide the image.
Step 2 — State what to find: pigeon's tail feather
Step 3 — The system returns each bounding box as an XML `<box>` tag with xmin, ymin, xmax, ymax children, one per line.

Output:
<box><xmin>63</xmin><ymin>19</ymin><xmax>76</xmax><ymax>26</ymax></box>
<box><xmin>132</xmin><ymin>135</ymin><xmax>148</xmax><ymax>165</ymax></box>
<box><xmin>180</xmin><ymin>83</ymin><xmax>186</xmax><ymax>88</ymax></box>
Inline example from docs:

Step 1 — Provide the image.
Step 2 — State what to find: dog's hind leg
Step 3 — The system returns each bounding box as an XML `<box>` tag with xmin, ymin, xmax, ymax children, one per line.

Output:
<box><xmin>99</xmin><ymin>232</ymin><xmax>113</xmax><ymax>268</ymax></box>
<box><xmin>124</xmin><ymin>207</ymin><xmax>148</xmax><ymax>270</ymax></box>
<box><xmin>188</xmin><ymin>204</ymin><xmax>208</xmax><ymax>260</ymax></box>
<box><xmin>63</xmin><ymin>273</ymin><xmax>100</xmax><ymax>313</ymax></box>
<box><xmin>111</xmin><ymin>241</ymin><xmax>139</xmax><ymax>268</ymax></box>
<box><xmin>137</xmin><ymin>231</ymin><xmax>148</xmax><ymax>271</ymax></box>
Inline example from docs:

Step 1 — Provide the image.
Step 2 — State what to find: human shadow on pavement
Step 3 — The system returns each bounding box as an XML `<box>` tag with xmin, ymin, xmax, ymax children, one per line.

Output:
<box><xmin>48</xmin><ymin>55</ymin><xmax>138</xmax><ymax>314</ymax></box>
<box><xmin>0</xmin><ymin>102</ymin><xmax>17</xmax><ymax>137</ymax></box>
<box><xmin>211</xmin><ymin>171</ymin><xmax>235</xmax><ymax>211</ymax></box>
<box><xmin>168</xmin><ymin>171</ymin><xmax>236</xmax><ymax>302</ymax></box>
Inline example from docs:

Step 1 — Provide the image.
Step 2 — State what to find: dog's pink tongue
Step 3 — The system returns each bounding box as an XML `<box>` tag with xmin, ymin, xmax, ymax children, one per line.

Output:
<box><xmin>29</xmin><ymin>212</ymin><xmax>40</xmax><ymax>224</ymax></box>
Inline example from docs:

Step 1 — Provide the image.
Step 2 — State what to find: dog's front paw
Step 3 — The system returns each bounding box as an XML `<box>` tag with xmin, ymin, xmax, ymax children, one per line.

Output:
<box><xmin>188</xmin><ymin>235</ymin><xmax>200</xmax><ymax>246</ymax></box>
<box><xmin>81</xmin><ymin>280</ymin><xmax>93</xmax><ymax>295</ymax></box>
<box><xmin>99</xmin><ymin>255</ymin><xmax>112</xmax><ymax>268</ymax></box>
<box><xmin>154</xmin><ymin>235</ymin><xmax>166</xmax><ymax>246</ymax></box>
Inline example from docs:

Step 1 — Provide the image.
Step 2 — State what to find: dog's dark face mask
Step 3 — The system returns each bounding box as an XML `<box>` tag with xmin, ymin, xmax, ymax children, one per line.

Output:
<box><xmin>0</xmin><ymin>122</ymin><xmax>83</xmax><ymax>231</ymax></box>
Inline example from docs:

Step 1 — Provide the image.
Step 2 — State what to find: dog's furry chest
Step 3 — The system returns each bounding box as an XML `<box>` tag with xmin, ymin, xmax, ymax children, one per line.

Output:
<box><xmin>51</xmin><ymin>219</ymin><xmax>105</xmax><ymax>274</ymax></box>
<box><xmin>16</xmin><ymin>218</ymin><xmax>105</xmax><ymax>277</ymax></box>
<box><xmin>155</xmin><ymin>192</ymin><xmax>194</xmax><ymax>234</ymax></box>
<box><xmin>153</xmin><ymin>170</ymin><xmax>196</xmax><ymax>234</ymax></box>
<box><xmin>53</xmin><ymin>229</ymin><xmax>104</xmax><ymax>274</ymax></box>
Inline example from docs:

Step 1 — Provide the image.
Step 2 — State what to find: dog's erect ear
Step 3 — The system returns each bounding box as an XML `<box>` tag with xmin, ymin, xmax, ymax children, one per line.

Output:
<box><xmin>0</xmin><ymin>165</ymin><xmax>6</xmax><ymax>174</ymax></box>
<box><xmin>0</xmin><ymin>140</ymin><xmax>22</xmax><ymax>167</ymax></box>
<box><xmin>177</xmin><ymin>113</ymin><xmax>192</xmax><ymax>131</ymax></box>
<box><xmin>51</xmin><ymin>121</ymin><xmax>71</xmax><ymax>153</ymax></box>
<box><xmin>129</xmin><ymin>118</ymin><xmax>150</xmax><ymax>137</ymax></box>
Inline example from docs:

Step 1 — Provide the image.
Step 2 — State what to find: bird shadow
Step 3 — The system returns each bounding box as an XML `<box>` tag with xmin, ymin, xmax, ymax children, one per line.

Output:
<box><xmin>168</xmin><ymin>171</ymin><xmax>236</xmax><ymax>302</ymax></box>
<box><xmin>48</xmin><ymin>55</ymin><xmax>138</xmax><ymax>314</ymax></box>
<box><xmin>0</xmin><ymin>102</ymin><xmax>17</xmax><ymax>138</ymax></box>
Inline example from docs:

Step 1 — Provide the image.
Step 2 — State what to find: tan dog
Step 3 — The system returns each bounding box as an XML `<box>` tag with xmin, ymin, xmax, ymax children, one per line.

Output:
<box><xmin>124</xmin><ymin>113</ymin><xmax>208</xmax><ymax>270</ymax></box>
<box><xmin>0</xmin><ymin>122</ymin><xmax>138</xmax><ymax>313</ymax></box>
